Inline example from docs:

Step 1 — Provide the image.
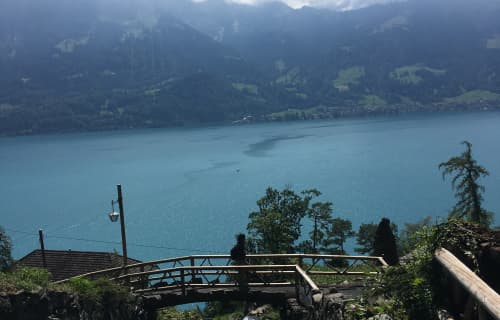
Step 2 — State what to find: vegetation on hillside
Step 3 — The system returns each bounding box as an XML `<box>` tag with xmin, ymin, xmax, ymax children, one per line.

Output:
<box><xmin>2</xmin><ymin>0</ymin><xmax>500</xmax><ymax>135</ymax></box>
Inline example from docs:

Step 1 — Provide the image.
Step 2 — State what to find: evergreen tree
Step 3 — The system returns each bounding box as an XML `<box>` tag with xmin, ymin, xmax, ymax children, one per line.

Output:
<box><xmin>373</xmin><ymin>218</ymin><xmax>399</xmax><ymax>265</ymax></box>
<box><xmin>0</xmin><ymin>226</ymin><xmax>13</xmax><ymax>271</ymax></box>
<box><xmin>355</xmin><ymin>222</ymin><xmax>399</xmax><ymax>255</ymax></box>
<box><xmin>297</xmin><ymin>200</ymin><xmax>334</xmax><ymax>254</ymax></box>
<box><xmin>439</xmin><ymin>141</ymin><xmax>492</xmax><ymax>227</ymax></box>
<box><xmin>355</xmin><ymin>223</ymin><xmax>378</xmax><ymax>255</ymax></box>
<box><xmin>304</xmin><ymin>190</ymin><xmax>333</xmax><ymax>252</ymax></box>
<box><xmin>321</xmin><ymin>218</ymin><xmax>355</xmax><ymax>254</ymax></box>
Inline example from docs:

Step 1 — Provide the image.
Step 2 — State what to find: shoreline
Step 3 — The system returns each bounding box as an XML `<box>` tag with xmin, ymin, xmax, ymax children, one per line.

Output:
<box><xmin>1</xmin><ymin>103</ymin><xmax>499</xmax><ymax>138</ymax></box>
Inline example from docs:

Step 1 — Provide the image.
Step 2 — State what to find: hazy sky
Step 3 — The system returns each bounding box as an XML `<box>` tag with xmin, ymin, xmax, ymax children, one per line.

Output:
<box><xmin>197</xmin><ymin>0</ymin><xmax>403</xmax><ymax>10</ymax></box>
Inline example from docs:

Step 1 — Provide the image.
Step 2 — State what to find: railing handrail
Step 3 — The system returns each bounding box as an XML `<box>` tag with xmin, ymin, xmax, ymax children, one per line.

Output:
<box><xmin>114</xmin><ymin>264</ymin><xmax>299</xmax><ymax>280</ymax></box>
<box><xmin>54</xmin><ymin>253</ymin><xmax>387</xmax><ymax>283</ymax></box>
<box><xmin>435</xmin><ymin>248</ymin><xmax>500</xmax><ymax>320</ymax></box>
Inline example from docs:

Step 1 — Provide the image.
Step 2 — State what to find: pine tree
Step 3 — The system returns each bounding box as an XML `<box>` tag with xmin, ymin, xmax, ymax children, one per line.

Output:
<box><xmin>439</xmin><ymin>141</ymin><xmax>492</xmax><ymax>227</ymax></box>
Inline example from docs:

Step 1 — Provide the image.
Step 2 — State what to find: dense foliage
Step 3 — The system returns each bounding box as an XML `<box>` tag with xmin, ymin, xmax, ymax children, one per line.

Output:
<box><xmin>0</xmin><ymin>267</ymin><xmax>51</xmax><ymax>293</ymax></box>
<box><xmin>247</xmin><ymin>187</ymin><xmax>361</xmax><ymax>256</ymax></box>
<box><xmin>0</xmin><ymin>226</ymin><xmax>13</xmax><ymax>271</ymax></box>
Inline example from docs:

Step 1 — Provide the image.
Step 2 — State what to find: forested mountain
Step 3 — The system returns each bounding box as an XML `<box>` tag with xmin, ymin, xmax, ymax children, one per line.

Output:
<box><xmin>1</xmin><ymin>0</ymin><xmax>500</xmax><ymax>135</ymax></box>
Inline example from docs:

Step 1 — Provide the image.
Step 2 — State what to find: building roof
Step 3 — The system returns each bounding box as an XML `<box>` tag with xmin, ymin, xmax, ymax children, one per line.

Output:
<box><xmin>16</xmin><ymin>249</ymin><xmax>143</xmax><ymax>281</ymax></box>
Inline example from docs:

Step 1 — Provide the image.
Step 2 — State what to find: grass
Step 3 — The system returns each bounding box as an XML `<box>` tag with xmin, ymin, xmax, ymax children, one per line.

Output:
<box><xmin>443</xmin><ymin>90</ymin><xmax>500</xmax><ymax>104</ymax></box>
<box><xmin>360</xmin><ymin>95</ymin><xmax>388</xmax><ymax>107</ymax></box>
<box><xmin>390</xmin><ymin>64</ymin><xmax>446</xmax><ymax>85</ymax></box>
<box><xmin>374</xmin><ymin>15</ymin><xmax>409</xmax><ymax>33</ymax></box>
<box><xmin>231</xmin><ymin>82</ymin><xmax>259</xmax><ymax>95</ymax></box>
<box><xmin>274</xmin><ymin>59</ymin><xmax>286</xmax><ymax>72</ymax></box>
<box><xmin>267</xmin><ymin>106</ymin><xmax>319</xmax><ymax>120</ymax></box>
<box><xmin>145</xmin><ymin>89</ymin><xmax>161</xmax><ymax>96</ymax></box>
<box><xmin>333</xmin><ymin>66</ymin><xmax>365</xmax><ymax>91</ymax></box>
<box><xmin>486</xmin><ymin>34</ymin><xmax>500</xmax><ymax>49</ymax></box>
<box><xmin>156</xmin><ymin>307</ymin><xmax>204</xmax><ymax>320</ymax></box>
<box><xmin>306</xmin><ymin>263</ymin><xmax>383</xmax><ymax>286</ymax></box>
<box><xmin>55</xmin><ymin>37</ymin><xmax>89</xmax><ymax>53</ymax></box>
<box><xmin>275</xmin><ymin>67</ymin><xmax>305</xmax><ymax>86</ymax></box>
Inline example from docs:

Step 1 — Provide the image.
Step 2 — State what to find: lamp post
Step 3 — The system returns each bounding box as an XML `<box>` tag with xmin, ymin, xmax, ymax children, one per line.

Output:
<box><xmin>109</xmin><ymin>184</ymin><xmax>128</xmax><ymax>266</ymax></box>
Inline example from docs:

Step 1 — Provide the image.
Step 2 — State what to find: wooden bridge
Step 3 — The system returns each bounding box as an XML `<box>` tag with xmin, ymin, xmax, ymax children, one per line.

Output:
<box><xmin>58</xmin><ymin>253</ymin><xmax>388</xmax><ymax>310</ymax></box>
<box><xmin>56</xmin><ymin>250</ymin><xmax>500</xmax><ymax>319</ymax></box>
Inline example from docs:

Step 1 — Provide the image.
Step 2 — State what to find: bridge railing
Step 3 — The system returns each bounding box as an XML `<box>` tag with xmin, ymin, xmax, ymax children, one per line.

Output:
<box><xmin>111</xmin><ymin>264</ymin><xmax>322</xmax><ymax>307</ymax></box>
<box><xmin>55</xmin><ymin>253</ymin><xmax>387</xmax><ymax>284</ymax></box>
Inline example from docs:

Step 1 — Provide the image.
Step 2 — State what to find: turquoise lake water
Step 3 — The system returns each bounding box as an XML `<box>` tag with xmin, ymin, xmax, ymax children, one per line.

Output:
<box><xmin>1</xmin><ymin>111</ymin><xmax>499</xmax><ymax>260</ymax></box>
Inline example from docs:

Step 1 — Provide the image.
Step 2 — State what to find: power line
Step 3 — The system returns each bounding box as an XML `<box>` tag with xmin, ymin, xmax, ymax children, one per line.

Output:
<box><xmin>4</xmin><ymin>227</ymin><xmax>223</xmax><ymax>254</ymax></box>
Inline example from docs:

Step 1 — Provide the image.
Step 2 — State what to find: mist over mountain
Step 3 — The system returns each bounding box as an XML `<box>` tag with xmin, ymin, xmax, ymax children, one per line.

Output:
<box><xmin>1</xmin><ymin>0</ymin><xmax>500</xmax><ymax>135</ymax></box>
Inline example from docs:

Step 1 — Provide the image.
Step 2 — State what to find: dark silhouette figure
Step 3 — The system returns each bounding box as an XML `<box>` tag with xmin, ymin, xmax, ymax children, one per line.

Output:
<box><xmin>373</xmin><ymin>218</ymin><xmax>399</xmax><ymax>266</ymax></box>
<box><xmin>230</xmin><ymin>233</ymin><xmax>246</xmax><ymax>264</ymax></box>
<box><xmin>230</xmin><ymin>233</ymin><xmax>248</xmax><ymax>297</ymax></box>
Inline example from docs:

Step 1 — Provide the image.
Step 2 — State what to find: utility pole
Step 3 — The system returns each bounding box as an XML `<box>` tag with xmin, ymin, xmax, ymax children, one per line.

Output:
<box><xmin>117</xmin><ymin>184</ymin><xmax>128</xmax><ymax>266</ymax></box>
<box><xmin>38</xmin><ymin>229</ymin><xmax>47</xmax><ymax>269</ymax></box>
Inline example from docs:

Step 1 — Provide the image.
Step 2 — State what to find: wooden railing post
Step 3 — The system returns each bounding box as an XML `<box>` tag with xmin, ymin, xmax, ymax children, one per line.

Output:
<box><xmin>190</xmin><ymin>257</ymin><xmax>195</xmax><ymax>282</ymax></box>
<box><xmin>181</xmin><ymin>269</ymin><xmax>186</xmax><ymax>296</ymax></box>
<box><xmin>140</xmin><ymin>265</ymin><xmax>145</xmax><ymax>290</ymax></box>
<box><xmin>435</xmin><ymin>248</ymin><xmax>500</xmax><ymax>319</ymax></box>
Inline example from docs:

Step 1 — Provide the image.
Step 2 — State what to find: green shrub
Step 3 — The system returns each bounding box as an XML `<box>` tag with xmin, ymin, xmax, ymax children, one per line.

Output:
<box><xmin>0</xmin><ymin>267</ymin><xmax>51</xmax><ymax>292</ymax></box>
<box><xmin>156</xmin><ymin>307</ymin><xmax>203</xmax><ymax>320</ymax></box>
<box><xmin>67</xmin><ymin>277</ymin><xmax>130</xmax><ymax>305</ymax></box>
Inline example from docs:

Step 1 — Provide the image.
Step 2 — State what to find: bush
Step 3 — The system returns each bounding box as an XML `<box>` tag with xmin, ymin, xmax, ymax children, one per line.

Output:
<box><xmin>0</xmin><ymin>267</ymin><xmax>51</xmax><ymax>292</ymax></box>
<box><xmin>0</xmin><ymin>226</ymin><xmax>13</xmax><ymax>271</ymax></box>
<box><xmin>67</xmin><ymin>277</ymin><xmax>131</xmax><ymax>305</ymax></box>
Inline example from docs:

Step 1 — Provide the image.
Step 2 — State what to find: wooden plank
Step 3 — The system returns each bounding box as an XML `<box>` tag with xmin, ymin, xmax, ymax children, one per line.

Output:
<box><xmin>115</xmin><ymin>264</ymin><xmax>298</xmax><ymax>280</ymax></box>
<box><xmin>435</xmin><ymin>248</ymin><xmax>500</xmax><ymax>320</ymax></box>
<box><xmin>308</xmin><ymin>271</ymin><xmax>380</xmax><ymax>276</ymax></box>
<box><xmin>134</xmin><ymin>282</ymin><xmax>295</xmax><ymax>294</ymax></box>
<box><xmin>295</xmin><ymin>266</ymin><xmax>320</xmax><ymax>292</ymax></box>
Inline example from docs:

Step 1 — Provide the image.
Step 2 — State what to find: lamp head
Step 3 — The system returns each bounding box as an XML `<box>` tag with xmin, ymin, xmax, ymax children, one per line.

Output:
<box><xmin>109</xmin><ymin>211</ymin><xmax>120</xmax><ymax>222</ymax></box>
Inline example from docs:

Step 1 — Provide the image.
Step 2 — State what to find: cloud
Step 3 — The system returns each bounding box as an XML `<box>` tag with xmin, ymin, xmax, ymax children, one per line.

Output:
<box><xmin>222</xmin><ymin>0</ymin><xmax>403</xmax><ymax>10</ymax></box>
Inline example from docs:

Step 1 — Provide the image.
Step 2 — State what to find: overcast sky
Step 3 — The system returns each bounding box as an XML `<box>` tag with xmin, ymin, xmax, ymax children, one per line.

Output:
<box><xmin>196</xmin><ymin>0</ymin><xmax>404</xmax><ymax>10</ymax></box>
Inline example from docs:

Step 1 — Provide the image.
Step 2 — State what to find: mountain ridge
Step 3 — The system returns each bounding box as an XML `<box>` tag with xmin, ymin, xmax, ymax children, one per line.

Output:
<box><xmin>1</xmin><ymin>0</ymin><xmax>500</xmax><ymax>135</ymax></box>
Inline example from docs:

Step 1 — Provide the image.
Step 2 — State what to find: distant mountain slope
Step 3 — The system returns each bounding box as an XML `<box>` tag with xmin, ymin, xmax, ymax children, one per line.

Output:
<box><xmin>1</xmin><ymin>0</ymin><xmax>500</xmax><ymax>135</ymax></box>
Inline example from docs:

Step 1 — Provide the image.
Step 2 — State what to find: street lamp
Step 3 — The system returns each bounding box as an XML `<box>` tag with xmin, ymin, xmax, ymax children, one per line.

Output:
<box><xmin>109</xmin><ymin>184</ymin><xmax>128</xmax><ymax>266</ymax></box>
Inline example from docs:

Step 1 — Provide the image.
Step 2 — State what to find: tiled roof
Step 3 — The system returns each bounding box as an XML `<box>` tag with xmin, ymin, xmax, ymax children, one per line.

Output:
<box><xmin>16</xmin><ymin>249</ymin><xmax>143</xmax><ymax>281</ymax></box>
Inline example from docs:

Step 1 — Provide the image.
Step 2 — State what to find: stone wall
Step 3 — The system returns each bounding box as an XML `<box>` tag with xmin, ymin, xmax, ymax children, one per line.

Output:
<box><xmin>0</xmin><ymin>289</ymin><xmax>147</xmax><ymax>320</ymax></box>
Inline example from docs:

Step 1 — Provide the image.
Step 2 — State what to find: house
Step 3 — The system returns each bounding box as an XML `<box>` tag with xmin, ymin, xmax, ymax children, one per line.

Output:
<box><xmin>16</xmin><ymin>249</ymin><xmax>146</xmax><ymax>281</ymax></box>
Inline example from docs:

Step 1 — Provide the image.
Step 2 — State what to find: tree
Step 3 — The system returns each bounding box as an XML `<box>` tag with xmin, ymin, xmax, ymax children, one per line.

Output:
<box><xmin>439</xmin><ymin>141</ymin><xmax>492</xmax><ymax>227</ymax></box>
<box><xmin>297</xmin><ymin>201</ymin><xmax>334</xmax><ymax>254</ymax></box>
<box><xmin>355</xmin><ymin>223</ymin><xmax>378</xmax><ymax>255</ymax></box>
<box><xmin>321</xmin><ymin>218</ymin><xmax>355</xmax><ymax>254</ymax></box>
<box><xmin>302</xmin><ymin>188</ymin><xmax>334</xmax><ymax>252</ymax></box>
<box><xmin>355</xmin><ymin>222</ymin><xmax>399</xmax><ymax>255</ymax></box>
<box><xmin>373</xmin><ymin>218</ymin><xmax>399</xmax><ymax>265</ymax></box>
<box><xmin>247</xmin><ymin>187</ymin><xmax>310</xmax><ymax>253</ymax></box>
<box><xmin>399</xmin><ymin>216</ymin><xmax>432</xmax><ymax>254</ymax></box>
<box><xmin>0</xmin><ymin>226</ymin><xmax>13</xmax><ymax>271</ymax></box>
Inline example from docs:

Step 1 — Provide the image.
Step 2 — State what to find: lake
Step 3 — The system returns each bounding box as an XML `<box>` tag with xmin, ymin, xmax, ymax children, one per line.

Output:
<box><xmin>1</xmin><ymin>111</ymin><xmax>499</xmax><ymax>260</ymax></box>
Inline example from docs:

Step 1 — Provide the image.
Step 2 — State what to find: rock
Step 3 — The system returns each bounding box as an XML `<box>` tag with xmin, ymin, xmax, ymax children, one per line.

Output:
<box><xmin>0</xmin><ymin>293</ymin><xmax>13</xmax><ymax>319</ymax></box>
<box><xmin>249</xmin><ymin>304</ymin><xmax>272</xmax><ymax>315</ymax></box>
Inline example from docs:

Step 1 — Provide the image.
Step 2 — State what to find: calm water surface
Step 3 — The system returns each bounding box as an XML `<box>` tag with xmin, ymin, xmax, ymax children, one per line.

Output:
<box><xmin>1</xmin><ymin>112</ymin><xmax>499</xmax><ymax>259</ymax></box>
